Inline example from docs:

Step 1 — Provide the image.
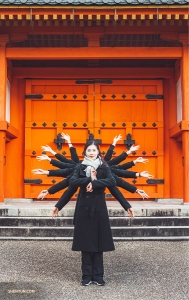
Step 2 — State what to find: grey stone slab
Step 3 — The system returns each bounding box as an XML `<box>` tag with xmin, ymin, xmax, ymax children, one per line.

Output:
<box><xmin>0</xmin><ymin>209</ymin><xmax>8</xmax><ymax>216</ymax></box>
<box><xmin>146</xmin><ymin>209</ymin><xmax>178</xmax><ymax>217</ymax></box>
<box><xmin>178</xmin><ymin>208</ymin><xmax>189</xmax><ymax>216</ymax></box>
<box><xmin>58</xmin><ymin>208</ymin><xmax>75</xmax><ymax>217</ymax></box>
<box><xmin>108</xmin><ymin>208</ymin><xmax>146</xmax><ymax>217</ymax></box>
<box><xmin>155</xmin><ymin>198</ymin><xmax>183</xmax><ymax>204</ymax></box>
<box><xmin>8</xmin><ymin>209</ymin><xmax>19</xmax><ymax>217</ymax></box>
<box><xmin>4</xmin><ymin>198</ymin><xmax>33</xmax><ymax>204</ymax></box>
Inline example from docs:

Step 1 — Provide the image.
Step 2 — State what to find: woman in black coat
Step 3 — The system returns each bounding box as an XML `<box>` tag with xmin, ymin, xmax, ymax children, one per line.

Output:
<box><xmin>69</xmin><ymin>141</ymin><xmax>116</xmax><ymax>286</ymax></box>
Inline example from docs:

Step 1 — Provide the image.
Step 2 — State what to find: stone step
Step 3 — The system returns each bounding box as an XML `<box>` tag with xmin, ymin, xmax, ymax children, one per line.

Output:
<box><xmin>1</xmin><ymin>207</ymin><xmax>189</xmax><ymax>217</ymax></box>
<box><xmin>1</xmin><ymin>216</ymin><xmax>189</xmax><ymax>227</ymax></box>
<box><xmin>0</xmin><ymin>226</ymin><xmax>189</xmax><ymax>238</ymax></box>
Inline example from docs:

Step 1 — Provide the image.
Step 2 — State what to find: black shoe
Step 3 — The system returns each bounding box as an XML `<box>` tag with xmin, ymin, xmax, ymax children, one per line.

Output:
<box><xmin>81</xmin><ymin>278</ymin><xmax>92</xmax><ymax>286</ymax></box>
<box><xmin>93</xmin><ymin>278</ymin><xmax>105</xmax><ymax>286</ymax></box>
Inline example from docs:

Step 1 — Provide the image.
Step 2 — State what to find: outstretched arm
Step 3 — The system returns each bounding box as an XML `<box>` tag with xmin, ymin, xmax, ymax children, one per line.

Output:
<box><xmin>61</xmin><ymin>132</ymin><xmax>80</xmax><ymax>163</ymax></box>
<box><xmin>116</xmin><ymin>177</ymin><xmax>150</xmax><ymax>200</ymax></box>
<box><xmin>104</xmin><ymin>134</ymin><xmax>122</xmax><ymax>162</ymax></box>
<box><xmin>107</xmin><ymin>144</ymin><xmax>140</xmax><ymax>166</ymax></box>
<box><xmin>37</xmin><ymin>178</ymin><xmax>70</xmax><ymax>200</ymax></box>
<box><xmin>50</xmin><ymin>159</ymin><xmax>76</xmax><ymax>169</ymax></box>
<box><xmin>52</xmin><ymin>186</ymin><xmax>78</xmax><ymax>218</ymax></box>
<box><xmin>115</xmin><ymin>157</ymin><xmax>148</xmax><ymax>170</ymax></box>
<box><xmin>111</xmin><ymin>168</ymin><xmax>154</xmax><ymax>179</ymax></box>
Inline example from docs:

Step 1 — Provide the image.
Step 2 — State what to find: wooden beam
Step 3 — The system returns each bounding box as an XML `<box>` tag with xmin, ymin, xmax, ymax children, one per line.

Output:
<box><xmin>6</xmin><ymin>47</ymin><xmax>182</xmax><ymax>60</ymax></box>
<box><xmin>13</xmin><ymin>67</ymin><xmax>174</xmax><ymax>79</ymax></box>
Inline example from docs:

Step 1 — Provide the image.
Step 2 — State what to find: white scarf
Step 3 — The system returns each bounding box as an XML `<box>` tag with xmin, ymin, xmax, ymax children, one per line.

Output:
<box><xmin>81</xmin><ymin>156</ymin><xmax>102</xmax><ymax>177</ymax></box>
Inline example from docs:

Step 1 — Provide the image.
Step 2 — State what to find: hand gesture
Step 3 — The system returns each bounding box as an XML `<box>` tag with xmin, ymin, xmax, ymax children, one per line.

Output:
<box><xmin>136</xmin><ymin>189</ymin><xmax>150</xmax><ymax>199</ymax></box>
<box><xmin>140</xmin><ymin>171</ymin><xmax>154</xmax><ymax>179</ymax></box>
<box><xmin>37</xmin><ymin>190</ymin><xmax>49</xmax><ymax>200</ymax></box>
<box><xmin>134</xmin><ymin>157</ymin><xmax>149</xmax><ymax>164</ymax></box>
<box><xmin>113</xmin><ymin>134</ymin><xmax>122</xmax><ymax>146</ymax></box>
<box><xmin>130</xmin><ymin>144</ymin><xmax>140</xmax><ymax>152</ymax></box>
<box><xmin>36</xmin><ymin>154</ymin><xmax>51</xmax><ymax>162</ymax></box>
<box><xmin>61</xmin><ymin>132</ymin><xmax>71</xmax><ymax>144</ymax></box>
<box><xmin>86</xmin><ymin>182</ymin><xmax>93</xmax><ymax>192</ymax></box>
<box><xmin>127</xmin><ymin>208</ymin><xmax>135</xmax><ymax>218</ymax></box>
<box><xmin>52</xmin><ymin>207</ymin><xmax>59</xmax><ymax>218</ymax></box>
<box><xmin>32</xmin><ymin>169</ymin><xmax>48</xmax><ymax>175</ymax></box>
<box><xmin>91</xmin><ymin>167</ymin><xmax>97</xmax><ymax>181</ymax></box>
<box><xmin>41</xmin><ymin>145</ymin><xmax>57</xmax><ymax>156</ymax></box>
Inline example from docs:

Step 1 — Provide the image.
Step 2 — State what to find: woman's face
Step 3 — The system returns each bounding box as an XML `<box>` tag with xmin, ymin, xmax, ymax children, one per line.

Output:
<box><xmin>85</xmin><ymin>144</ymin><xmax>99</xmax><ymax>160</ymax></box>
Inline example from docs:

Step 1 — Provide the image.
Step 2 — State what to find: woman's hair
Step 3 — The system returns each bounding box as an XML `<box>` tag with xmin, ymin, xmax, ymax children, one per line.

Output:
<box><xmin>82</xmin><ymin>141</ymin><xmax>107</xmax><ymax>165</ymax></box>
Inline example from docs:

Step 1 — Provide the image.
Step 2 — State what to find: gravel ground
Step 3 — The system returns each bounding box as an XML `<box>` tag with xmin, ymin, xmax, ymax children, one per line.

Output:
<box><xmin>0</xmin><ymin>241</ymin><xmax>189</xmax><ymax>300</ymax></box>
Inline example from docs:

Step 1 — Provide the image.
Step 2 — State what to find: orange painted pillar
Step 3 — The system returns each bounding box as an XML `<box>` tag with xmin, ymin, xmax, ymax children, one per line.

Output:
<box><xmin>180</xmin><ymin>34</ymin><xmax>189</xmax><ymax>203</ymax></box>
<box><xmin>0</xmin><ymin>34</ymin><xmax>9</xmax><ymax>202</ymax></box>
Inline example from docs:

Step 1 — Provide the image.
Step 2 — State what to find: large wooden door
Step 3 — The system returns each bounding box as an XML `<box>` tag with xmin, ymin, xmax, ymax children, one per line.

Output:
<box><xmin>25</xmin><ymin>80</ymin><xmax>94</xmax><ymax>199</ymax></box>
<box><xmin>25</xmin><ymin>79</ymin><xmax>163</xmax><ymax>199</ymax></box>
<box><xmin>94</xmin><ymin>80</ymin><xmax>163</xmax><ymax>199</ymax></box>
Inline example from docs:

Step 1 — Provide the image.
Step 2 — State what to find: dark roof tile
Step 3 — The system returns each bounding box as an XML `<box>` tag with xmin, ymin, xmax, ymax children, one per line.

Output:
<box><xmin>0</xmin><ymin>0</ymin><xmax>188</xmax><ymax>4</ymax></box>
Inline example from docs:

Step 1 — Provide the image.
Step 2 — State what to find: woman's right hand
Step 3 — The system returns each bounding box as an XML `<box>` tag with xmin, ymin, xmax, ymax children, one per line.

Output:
<box><xmin>37</xmin><ymin>190</ymin><xmax>49</xmax><ymax>200</ymax></box>
<box><xmin>52</xmin><ymin>207</ymin><xmax>59</xmax><ymax>218</ymax></box>
<box><xmin>61</xmin><ymin>132</ymin><xmax>71</xmax><ymax>144</ymax></box>
<box><xmin>136</xmin><ymin>189</ymin><xmax>150</xmax><ymax>199</ymax></box>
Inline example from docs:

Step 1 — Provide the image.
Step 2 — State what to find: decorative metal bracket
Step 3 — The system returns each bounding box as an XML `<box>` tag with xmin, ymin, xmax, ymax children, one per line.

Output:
<box><xmin>76</xmin><ymin>80</ymin><xmax>112</xmax><ymax>84</ymax></box>
<box><xmin>86</xmin><ymin>133</ymin><xmax>102</xmax><ymax>144</ymax></box>
<box><xmin>146</xmin><ymin>179</ymin><xmax>164</xmax><ymax>184</ymax></box>
<box><xmin>25</xmin><ymin>94</ymin><xmax>43</xmax><ymax>99</ymax></box>
<box><xmin>124</xmin><ymin>133</ymin><xmax>135</xmax><ymax>150</ymax></box>
<box><xmin>54</xmin><ymin>133</ymin><xmax>65</xmax><ymax>150</ymax></box>
<box><xmin>24</xmin><ymin>179</ymin><xmax>42</xmax><ymax>184</ymax></box>
<box><xmin>145</xmin><ymin>94</ymin><xmax>163</xmax><ymax>99</ymax></box>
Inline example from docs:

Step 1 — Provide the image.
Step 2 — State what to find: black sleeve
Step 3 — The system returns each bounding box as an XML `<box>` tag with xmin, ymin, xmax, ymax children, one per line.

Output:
<box><xmin>48</xmin><ymin>178</ymin><xmax>69</xmax><ymax>194</ymax></box>
<box><xmin>55</xmin><ymin>153</ymin><xmax>76</xmax><ymax>165</ymax></box>
<box><xmin>116</xmin><ymin>176</ymin><xmax>137</xmax><ymax>193</ymax></box>
<box><xmin>108</xmin><ymin>186</ymin><xmax>131</xmax><ymax>210</ymax></box>
<box><xmin>104</xmin><ymin>144</ymin><xmax>115</xmax><ymax>162</ymax></box>
<box><xmin>69</xmin><ymin>165</ymin><xmax>91</xmax><ymax>188</ymax></box>
<box><xmin>50</xmin><ymin>159</ymin><xmax>76</xmax><ymax>169</ymax></box>
<box><xmin>70</xmin><ymin>147</ymin><xmax>80</xmax><ymax>163</ymax></box>
<box><xmin>110</xmin><ymin>168</ymin><xmax>137</xmax><ymax>178</ymax></box>
<box><xmin>107</xmin><ymin>152</ymin><xmax>128</xmax><ymax>166</ymax></box>
<box><xmin>48</xmin><ymin>168</ymin><xmax>75</xmax><ymax>177</ymax></box>
<box><xmin>91</xmin><ymin>166</ymin><xmax>116</xmax><ymax>190</ymax></box>
<box><xmin>113</xmin><ymin>161</ymin><xmax>135</xmax><ymax>170</ymax></box>
<box><xmin>55</xmin><ymin>186</ymin><xmax>78</xmax><ymax>211</ymax></box>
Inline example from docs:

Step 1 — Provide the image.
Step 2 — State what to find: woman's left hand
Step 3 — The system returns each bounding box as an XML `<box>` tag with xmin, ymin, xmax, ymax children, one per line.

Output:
<box><xmin>91</xmin><ymin>168</ymin><xmax>97</xmax><ymax>181</ymax></box>
<box><xmin>134</xmin><ymin>157</ymin><xmax>149</xmax><ymax>164</ymax></box>
<box><xmin>86</xmin><ymin>182</ymin><xmax>93</xmax><ymax>192</ymax></box>
<box><xmin>140</xmin><ymin>171</ymin><xmax>154</xmax><ymax>179</ymax></box>
<box><xmin>127</xmin><ymin>208</ymin><xmax>135</xmax><ymax>218</ymax></box>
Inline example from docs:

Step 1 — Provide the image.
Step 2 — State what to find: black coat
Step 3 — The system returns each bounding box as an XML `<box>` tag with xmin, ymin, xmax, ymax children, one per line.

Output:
<box><xmin>69</xmin><ymin>163</ymin><xmax>116</xmax><ymax>252</ymax></box>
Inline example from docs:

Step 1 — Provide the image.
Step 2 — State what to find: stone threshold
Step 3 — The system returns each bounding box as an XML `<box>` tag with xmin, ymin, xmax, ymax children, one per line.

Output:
<box><xmin>0</xmin><ymin>200</ymin><xmax>189</xmax><ymax>217</ymax></box>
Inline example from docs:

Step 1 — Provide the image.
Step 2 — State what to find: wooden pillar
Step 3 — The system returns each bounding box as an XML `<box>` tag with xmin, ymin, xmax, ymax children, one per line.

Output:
<box><xmin>0</xmin><ymin>34</ymin><xmax>9</xmax><ymax>202</ymax></box>
<box><xmin>180</xmin><ymin>34</ymin><xmax>189</xmax><ymax>203</ymax></box>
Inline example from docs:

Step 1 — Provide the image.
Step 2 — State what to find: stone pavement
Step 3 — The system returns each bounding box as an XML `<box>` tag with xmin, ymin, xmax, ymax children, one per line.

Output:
<box><xmin>0</xmin><ymin>240</ymin><xmax>189</xmax><ymax>300</ymax></box>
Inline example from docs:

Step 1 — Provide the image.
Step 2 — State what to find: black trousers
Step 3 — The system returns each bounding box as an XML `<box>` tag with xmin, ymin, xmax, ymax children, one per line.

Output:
<box><xmin>81</xmin><ymin>251</ymin><xmax>104</xmax><ymax>281</ymax></box>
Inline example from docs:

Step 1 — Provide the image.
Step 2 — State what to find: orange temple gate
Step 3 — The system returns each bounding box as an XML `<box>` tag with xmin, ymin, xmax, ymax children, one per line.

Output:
<box><xmin>0</xmin><ymin>2</ymin><xmax>188</xmax><ymax>203</ymax></box>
